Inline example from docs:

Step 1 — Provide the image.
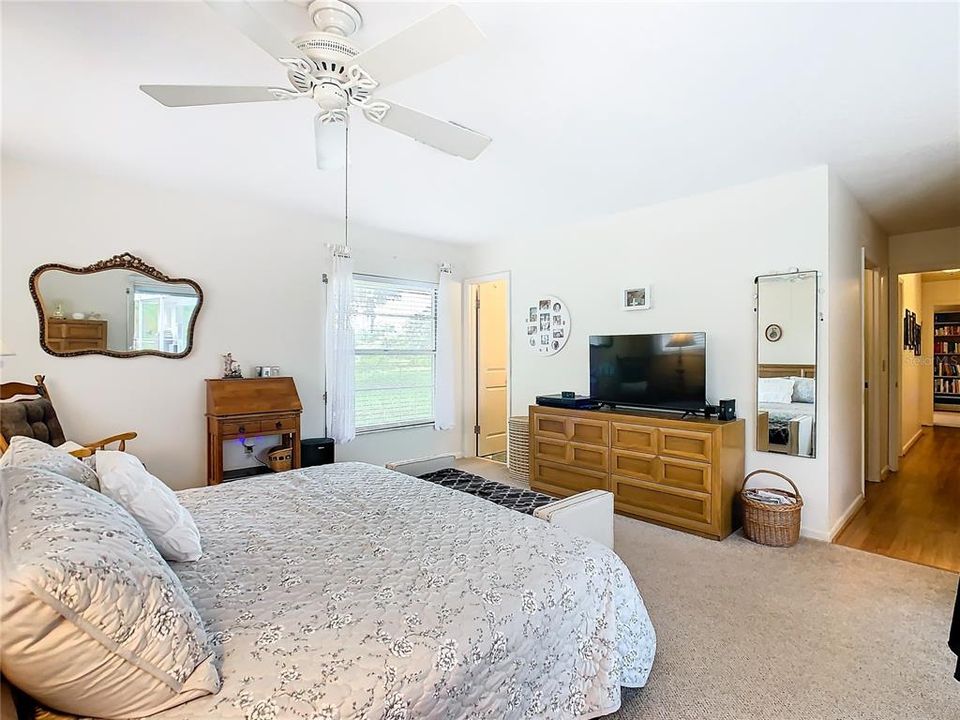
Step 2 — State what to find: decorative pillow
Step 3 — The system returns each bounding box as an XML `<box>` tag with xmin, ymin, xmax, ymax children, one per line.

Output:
<box><xmin>758</xmin><ymin>377</ymin><xmax>795</xmax><ymax>404</ymax></box>
<box><xmin>0</xmin><ymin>435</ymin><xmax>99</xmax><ymax>491</ymax></box>
<box><xmin>96</xmin><ymin>450</ymin><xmax>202</xmax><ymax>562</ymax></box>
<box><xmin>0</xmin><ymin>467</ymin><xmax>220</xmax><ymax>719</ymax></box>
<box><xmin>791</xmin><ymin>376</ymin><xmax>816</xmax><ymax>404</ymax></box>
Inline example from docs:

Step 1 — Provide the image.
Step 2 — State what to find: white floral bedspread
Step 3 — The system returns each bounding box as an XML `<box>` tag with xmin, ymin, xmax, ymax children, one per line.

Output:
<box><xmin>162</xmin><ymin>462</ymin><xmax>656</xmax><ymax>720</ymax></box>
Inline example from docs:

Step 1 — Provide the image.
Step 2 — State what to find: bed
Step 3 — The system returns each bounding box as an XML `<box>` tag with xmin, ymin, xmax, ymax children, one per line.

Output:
<box><xmin>146</xmin><ymin>462</ymin><xmax>656</xmax><ymax>720</ymax></box>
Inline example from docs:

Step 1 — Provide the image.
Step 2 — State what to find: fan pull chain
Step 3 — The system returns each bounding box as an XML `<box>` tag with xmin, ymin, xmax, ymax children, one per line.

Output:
<box><xmin>343</xmin><ymin>122</ymin><xmax>350</xmax><ymax>250</ymax></box>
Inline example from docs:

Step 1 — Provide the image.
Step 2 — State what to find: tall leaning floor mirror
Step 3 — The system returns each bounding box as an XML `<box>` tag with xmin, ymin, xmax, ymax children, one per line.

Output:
<box><xmin>755</xmin><ymin>271</ymin><xmax>819</xmax><ymax>458</ymax></box>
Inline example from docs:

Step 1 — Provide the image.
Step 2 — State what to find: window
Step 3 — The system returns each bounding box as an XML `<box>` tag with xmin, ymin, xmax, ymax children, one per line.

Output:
<box><xmin>352</xmin><ymin>275</ymin><xmax>437</xmax><ymax>431</ymax></box>
<box><xmin>128</xmin><ymin>280</ymin><xmax>199</xmax><ymax>353</ymax></box>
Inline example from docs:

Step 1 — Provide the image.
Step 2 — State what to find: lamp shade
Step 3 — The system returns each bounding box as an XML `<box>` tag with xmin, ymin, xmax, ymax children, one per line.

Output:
<box><xmin>666</xmin><ymin>333</ymin><xmax>697</xmax><ymax>349</ymax></box>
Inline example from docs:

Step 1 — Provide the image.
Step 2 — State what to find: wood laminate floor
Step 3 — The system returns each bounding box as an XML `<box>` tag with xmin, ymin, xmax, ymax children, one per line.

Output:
<box><xmin>835</xmin><ymin>425</ymin><xmax>960</xmax><ymax>572</ymax></box>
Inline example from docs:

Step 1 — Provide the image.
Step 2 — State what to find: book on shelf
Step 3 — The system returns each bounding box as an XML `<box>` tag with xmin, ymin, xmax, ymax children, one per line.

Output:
<box><xmin>935</xmin><ymin>377</ymin><xmax>960</xmax><ymax>395</ymax></box>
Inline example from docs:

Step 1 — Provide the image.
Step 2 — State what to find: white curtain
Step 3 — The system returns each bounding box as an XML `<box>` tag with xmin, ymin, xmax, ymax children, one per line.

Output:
<box><xmin>325</xmin><ymin>247</ymin><xmax>356</xmax><ymax>443</ymax></box>
<box><xmin>434</xmin><ymin>264</ymin><xmax>456</xmax><ymax>430</ymax></box>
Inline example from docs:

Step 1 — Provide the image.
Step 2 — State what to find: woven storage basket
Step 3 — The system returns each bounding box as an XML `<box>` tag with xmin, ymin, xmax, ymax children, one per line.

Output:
<box><xmin>266</xmin><ymin>446</ymin><xmax>293</xmax><ymax>473</ymax></box>
<box><xmin>507</xmin><ymin>415</ymin><xmax>530</xmax><ymax>483</ymax></box>
<box><xmin>740</xmin><ymin>470</ymin><xmax>803</xmax><ymax>547</ymax></box>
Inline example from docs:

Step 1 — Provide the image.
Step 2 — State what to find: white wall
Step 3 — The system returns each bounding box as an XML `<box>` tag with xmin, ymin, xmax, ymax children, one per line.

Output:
<box><xmin>887</xmin><ymin>226</ymin><xmax>960</xmax><ymax>469</ymax></box>
<box><xmin>1</xmin><ymin>156</ymin><xmax>467</xmax><ymax>489</ymax></box>
<box><xmin>466</xmin><ymin>166</ymin><xmax>838</xmax><ymax>537</ymax></box>
<box><xmin>826</xmin><ymin>172</ymin><xmax>888</xmax><ymax>532</ymax></box>
<box><xmin>898</xmin><ymin>274</ymin><xmax>924</xmax><ymax>451</ymax></box>
<box><xmin>757</xmin><ymin>275</ymin><xmax>817</xmax><ymax>365</ymax></box>
<box><xmin>920</xmin><ymin>277</ymin><xmax>960</xmax><ymax>424</ymax></box>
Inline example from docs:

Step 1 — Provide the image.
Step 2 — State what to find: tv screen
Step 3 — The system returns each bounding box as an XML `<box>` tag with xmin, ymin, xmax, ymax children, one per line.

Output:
<box><xmin>589</xmin><ymin>333</ymin><xmax>706</xmax><ymax>411</ymax></box>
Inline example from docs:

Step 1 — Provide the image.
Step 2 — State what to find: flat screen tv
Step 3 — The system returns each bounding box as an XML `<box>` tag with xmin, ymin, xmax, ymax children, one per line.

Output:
<box><xmin>589</xmin><ymin>332</ymin><xmax>706</xmax><ymax>412</ymax></box>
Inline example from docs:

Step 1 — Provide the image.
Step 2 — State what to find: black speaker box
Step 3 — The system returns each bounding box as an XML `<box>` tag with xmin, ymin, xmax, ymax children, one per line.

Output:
<box><xmin>718</xmin><ymin>399</ymin><xmax>737</xmax><ymax>421</ymax></box>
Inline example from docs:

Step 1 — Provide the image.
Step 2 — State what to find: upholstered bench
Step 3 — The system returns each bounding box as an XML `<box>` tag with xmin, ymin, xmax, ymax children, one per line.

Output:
<box><xmin>386</xmin><ymin>455</ymin><xmax>615</xmax><ymax>549</ymax></box>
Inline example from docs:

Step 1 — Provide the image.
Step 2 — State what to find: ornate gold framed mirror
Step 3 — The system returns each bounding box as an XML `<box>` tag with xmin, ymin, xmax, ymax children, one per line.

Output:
<box><xmin>30</xmin><ymin>253</ymin><xmax>203</xmax><ymax>359</ymax></box>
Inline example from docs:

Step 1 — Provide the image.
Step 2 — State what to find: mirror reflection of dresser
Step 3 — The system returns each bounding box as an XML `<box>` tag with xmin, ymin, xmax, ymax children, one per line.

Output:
<box><xmin>755</xmin><ymin>271</ymin><xmax>819</xmax><ymax>458</ymax></box>
<box><xmin>29</xmin><ymin>253</ymin><xmax>203</xmax><ymax>359</ymax></box>
<box><xmin>45</xmin><ymin>317</ymin><xmax>107</xmax><ymax>353</ymax></box>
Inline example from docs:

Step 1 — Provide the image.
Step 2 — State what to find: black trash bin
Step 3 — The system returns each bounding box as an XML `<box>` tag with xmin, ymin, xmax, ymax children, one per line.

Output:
<box><xmin>301</xmin><ymin>437</ymin><xmax>335</xmax><ymax>467</ymax></box>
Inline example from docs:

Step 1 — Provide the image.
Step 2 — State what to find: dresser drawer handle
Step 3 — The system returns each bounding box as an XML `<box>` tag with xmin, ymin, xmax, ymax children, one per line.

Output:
<box><xmin>238</xmin><ymin>425</ymin><xmax>246</xmax><ymax>434</ymax></box>
<box><xmin>275</xmin><ymin>421</ymin><xmax>282</xmax><ymax>429</ymax></box>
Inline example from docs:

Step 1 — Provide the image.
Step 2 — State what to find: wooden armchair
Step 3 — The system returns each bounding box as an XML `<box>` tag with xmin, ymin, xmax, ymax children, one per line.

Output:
<box><xmin>0</xmin><ymin>375</ymin><xmax>137</xmax><ymax>459</ymax></box>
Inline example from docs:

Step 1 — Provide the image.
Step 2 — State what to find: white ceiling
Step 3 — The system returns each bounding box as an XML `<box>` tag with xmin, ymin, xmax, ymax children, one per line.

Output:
<box><xmin>3</xmin><ymin>1</ymin><xmax>958</xmax><ymax>244</ymax></box>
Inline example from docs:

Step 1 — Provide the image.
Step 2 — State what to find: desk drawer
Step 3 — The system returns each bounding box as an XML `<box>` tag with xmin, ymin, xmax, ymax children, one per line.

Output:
<box><xmin>222</xmin><ymin>420</ymin><xmax>261</xmax><ymax>436</ymax></box>
<box><xmin>532</xmin><ymin>459</ymin><xmax>607</xmax><ymax>497</ymax></box>
<box><xmin>659</xmin><ymin>428</ymin><xmax>713</xmax><ymax>463</ymax></box>
<box><xmin>263</xmin><ymin>416</ymin><xmax>297</xmax><ymax>433</ymax></box>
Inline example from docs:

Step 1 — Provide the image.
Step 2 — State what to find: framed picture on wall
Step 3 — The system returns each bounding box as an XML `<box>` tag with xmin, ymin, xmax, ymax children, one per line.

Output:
<box><xmin>623</xmin><ymin>286</ymin><xmax>651</xmax><ymax>311</ymax></box>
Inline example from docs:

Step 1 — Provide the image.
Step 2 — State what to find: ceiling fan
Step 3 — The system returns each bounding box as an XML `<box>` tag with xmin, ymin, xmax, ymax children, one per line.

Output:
<box><xmin>141</xmin><ymin>1</ymin><xmax>491</xmax><ymax>168</ymax></box>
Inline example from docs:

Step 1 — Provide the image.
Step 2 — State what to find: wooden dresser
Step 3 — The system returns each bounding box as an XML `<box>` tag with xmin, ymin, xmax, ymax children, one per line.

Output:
<box><xmin>45</xmin><ymin>318</ymin><xmax>107</xmax><ymax>352</ymax></box>
<box><xmin>529</xmin><ymin>405</ymin><xmax>745</xmax><ymax>540</ymax></box>
<box><xmin>205</xmin><ymin>377</ymin><xmax>303</xmax><ymax>485</ymax></box>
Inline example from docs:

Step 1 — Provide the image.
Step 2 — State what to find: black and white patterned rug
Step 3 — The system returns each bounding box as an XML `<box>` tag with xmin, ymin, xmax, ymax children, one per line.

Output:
<box><xmin>418</xmin><ymin>468</ymin><xmax>555</xmax><ymax>515</ymax></box>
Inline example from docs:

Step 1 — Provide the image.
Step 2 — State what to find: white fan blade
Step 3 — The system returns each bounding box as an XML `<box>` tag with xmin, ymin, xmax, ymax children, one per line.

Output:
<box><xmin>140</xmin><ymin>85</ymin><xmax>291</xmax><ymax>107</ymax></box>
<box><xmin>367</xmin><ymin>101</ymin><xmax>491</xmax><ymax>160</ymax></box>
<box><xmin>205</xmin><ymin>1</ymin><xmax>313</xmax><ymax>69</ymax></box>
<box><xmin>315</xmin><ymin>116</ymin><xmax>347</xmax><ymax>170</ymax></box>
<box><xmin>350</xmin><ymin>5</ymin><xmax>484</xmax><ymax>89</ymax></box>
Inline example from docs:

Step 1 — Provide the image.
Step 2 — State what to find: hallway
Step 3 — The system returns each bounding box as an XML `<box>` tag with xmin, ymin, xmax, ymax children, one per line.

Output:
<box><xmin>836</xmin><ymin>426</ymin><xmax>960</xmax><ymax>572</ymax></box>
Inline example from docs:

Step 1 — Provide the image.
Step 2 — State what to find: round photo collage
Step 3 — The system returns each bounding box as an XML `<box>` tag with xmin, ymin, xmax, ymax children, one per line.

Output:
<box><xmin>526</xmin><ymin>295</ymin><xmax>570</xmax><ymax>356</ymax></box>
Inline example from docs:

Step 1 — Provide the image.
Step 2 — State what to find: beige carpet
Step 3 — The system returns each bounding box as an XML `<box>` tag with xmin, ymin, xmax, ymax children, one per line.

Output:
<box><xmin>603</xmin><ymin>516</ymin><xmax>959</xmax><ymax>720</ymax></box>
<box><xmin>453</xmin><ymin>458</ymin><xmax>959</xmax><ymax>718</ymax></box>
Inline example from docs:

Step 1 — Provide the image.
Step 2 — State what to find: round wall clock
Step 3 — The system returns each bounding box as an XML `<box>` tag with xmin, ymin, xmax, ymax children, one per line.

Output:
<box><xmin>525</xmin><ymin>295</ymin><xmax>570</xmax><ymax>356</ymax></box>
<box><xmin>765</xmin><ymin>323</ymin><xmax>783</xmax><ymax>342</ymax></box>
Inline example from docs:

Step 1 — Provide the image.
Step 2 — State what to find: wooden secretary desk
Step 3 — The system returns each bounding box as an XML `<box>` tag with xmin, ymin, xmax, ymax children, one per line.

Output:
<box><xmin>205</xmin><ymin>377</ymin><xmax>303</xmax><ymax>485</ymax></box>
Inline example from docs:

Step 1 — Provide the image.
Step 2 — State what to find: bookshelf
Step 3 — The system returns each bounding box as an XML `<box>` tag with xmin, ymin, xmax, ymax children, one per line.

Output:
<box><xmin>934</xmin><ymin>310</ymin><xmax>960</xmax><ymax>412</ymax></box>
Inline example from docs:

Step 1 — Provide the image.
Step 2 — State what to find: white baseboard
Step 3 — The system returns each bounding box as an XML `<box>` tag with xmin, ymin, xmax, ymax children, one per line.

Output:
<box><xmin>900</xmin><ymin>428</ymin><xmax>923</xmax><ymax>457</ymax></box>
<box><xmin>828</xmin><ymin>494</ymin><xmax>866</xmax><ymax>541</ymax></box>
<box><xmin>800</xmin><ymin>526</ymin><xmax>830</xmax><ymax>541</ymax></box>
<box><xmin>797</xmin><ymin>493</ymin><xmax>866</xmax><ymax>542</ymax></box>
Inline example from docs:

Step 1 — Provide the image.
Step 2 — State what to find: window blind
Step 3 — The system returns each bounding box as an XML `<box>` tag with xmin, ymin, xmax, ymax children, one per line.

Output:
<box><xmin>352</xmin><ymin>275</ymin><xmax>437</xmax><ymax>431</ymax></box>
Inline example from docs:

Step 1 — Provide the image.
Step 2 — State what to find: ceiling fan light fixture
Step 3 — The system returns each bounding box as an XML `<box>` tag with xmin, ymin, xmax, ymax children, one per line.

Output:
<box><xmin>315</xmin><ymin>115</ymin><xmax>347</xmax><ymax>170</ymax></box>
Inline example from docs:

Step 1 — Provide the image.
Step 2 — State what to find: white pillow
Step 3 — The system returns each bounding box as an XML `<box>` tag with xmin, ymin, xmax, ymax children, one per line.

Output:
<box><xmin>95</xmin><ymin>450</ymin><xmax>202</xmax><ymax>562</ymax></box>
<box><xmin>758</xmin><ymin>377</ymin><xmax>796</xmax><ymax>404</ymax></box>
<box><xmin>791</xmin><ymin>376</ymin><xmax>816</xmax><ymax>404</ymax></box>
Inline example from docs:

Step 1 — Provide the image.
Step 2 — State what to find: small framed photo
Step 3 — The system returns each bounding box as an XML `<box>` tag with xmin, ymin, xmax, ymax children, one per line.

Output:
<box><xmin>623</xmin><ymin>286</ymin><xmax>651</xmax><ymax>311</ymax></box>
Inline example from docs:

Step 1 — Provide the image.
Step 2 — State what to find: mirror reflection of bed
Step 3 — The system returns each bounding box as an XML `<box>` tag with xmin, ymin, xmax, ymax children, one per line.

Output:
<box><xmin>756</xmin><ymin>270</ymin><xmax>819</xmax><ymax>458</ymax></box>
<box><xmin>757</xmin><ymin>364</ymin><xmax>816</xmax><ymax>456</ymax></box>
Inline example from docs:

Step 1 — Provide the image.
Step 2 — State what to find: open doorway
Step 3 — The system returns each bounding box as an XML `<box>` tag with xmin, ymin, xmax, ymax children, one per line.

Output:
<box><xmin>837</xmin><ymin>266</ymin><xmax>960</xmax><ymax>572</ymax></box>
<box><xmin>861</xmin><ymin>259</ymin><xmax>886</xmax><ymax>486</ymax></box>
<box><xmin>464</xmin><ymin>275</ymin><xmax>510</xmax><ymax>463</ymax></box>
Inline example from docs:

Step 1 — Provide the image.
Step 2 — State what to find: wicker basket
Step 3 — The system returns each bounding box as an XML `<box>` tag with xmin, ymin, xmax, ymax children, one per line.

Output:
<box><xmin>740</xmin><ymin>470</ymin><xmax>803</xmax><ymax>547</ymax></box>
<box><xmin>507</xmin><ymin>415</ymin><xmax>530</xmax><ymax>483</ymax></box>
<box><xmin>266</xmin><ymin>446</ymin><xmax>292</xmax><ymax>473</ymax></box>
